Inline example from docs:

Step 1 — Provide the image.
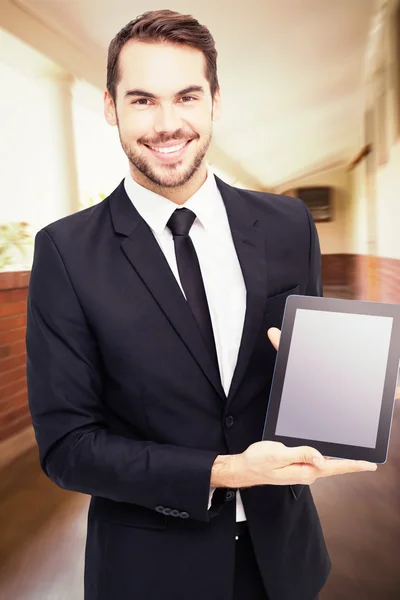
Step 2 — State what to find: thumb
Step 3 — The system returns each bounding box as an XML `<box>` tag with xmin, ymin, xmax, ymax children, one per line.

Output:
<box><xmin>287</xmin><ymin>445</ymin><xmax>324</xmax><ymax>467</ymax></box>
<box><xmin>267</xmin><ymin>327</ymin><xmax>281</xmax><ymax>350</ymax></box>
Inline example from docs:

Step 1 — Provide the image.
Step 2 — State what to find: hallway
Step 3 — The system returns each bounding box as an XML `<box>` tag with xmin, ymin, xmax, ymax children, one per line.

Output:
<box><xmin>0</xmin><ymin>1</ymin><xmax>399</xmax><ymax>598</ymax></box>
<box><xmin>1</xmin><ymin>410</ymin><xmax>399</xmax><ymax>600</ymax></box>
<box><xmin>1</xmin><ymin>282</ymin><xmax>399</xmax><ymax>600</ymax></box>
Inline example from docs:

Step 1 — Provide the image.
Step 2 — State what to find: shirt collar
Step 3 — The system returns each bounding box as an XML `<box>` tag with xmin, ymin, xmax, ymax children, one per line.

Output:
<box><xmin>124</xmin><ymin>164</ymin><xmax>221</xmax><ymax>235</ymax></box>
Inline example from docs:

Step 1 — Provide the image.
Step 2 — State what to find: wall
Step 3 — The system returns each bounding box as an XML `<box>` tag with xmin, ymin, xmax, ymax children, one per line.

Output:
<box><xmin>346</xmin><ymin>0</ymin><xmax>400</xmax><ymax>300</ymax></box>
<box><xmin>275</xmin><ymin>166</ymin><xmax>352</xmax><ymax>255</ymax></box>
<box><xmin>348</xmin><ymin>160</ymin><xmax>369</xmax><ymax>255</ymax></box>
<box><xmin>0</xmin><ymin>272</ymin><xmax>32</xmax><ymax>444</ymax></box>
<box><xmin>349</xmin><ymin>139</ymin><xmax>400</xmax><ymax>302</ymax></box>
<box><xmin>349</xmin><ymin>116</ymin><xmax>400</xmax><ymax>263</ymax></box>
<box><xmin>375</xmin><ymin>139</ymin><xmax>400</xmax><ymax>260</ymax></box>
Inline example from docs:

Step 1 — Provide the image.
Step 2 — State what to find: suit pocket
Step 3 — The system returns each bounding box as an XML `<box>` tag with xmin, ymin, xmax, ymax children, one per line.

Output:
<box><xmin>264</xmin><ymin>285</ymin><xmax>300</xmax><ymax>333</ymax></box>
<box><xmin>264</xmin><ymin>285</ymin><xmax>299</xmax><ymax>315</ymax></box>
<box><xmin>92</xmin><ymin>496</ymin><xmax>167</xmax><ymax>530</ymax></box>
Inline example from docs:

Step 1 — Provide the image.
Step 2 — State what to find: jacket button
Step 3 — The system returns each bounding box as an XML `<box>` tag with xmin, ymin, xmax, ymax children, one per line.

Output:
<box><xmin>163</xmin><ymin>507</ymin><xmax>172</xmax><ymax>515</ymax></box>
<box><xmin>170</xmin><ymin>509</ymin><xmax>180</xmax><ymax>517</ymax></box>
<box><xmin>225</xmin><ymin>490</ymin><xmax>235</xmax><ymax>502</ymax></box>
<box><xmin>155</xmin><ymin>505</ymin><xmax>164</xmax><ymax>513</ymax></box>
<box><xmin>225</xmin><ymin>415</ymin><xmax>234</xmax><ymax>428</ymax></box>
<box><xmin>180</xmin><ymin>511</ymin><xmax>189</xmax><ymax>519</ymax></box>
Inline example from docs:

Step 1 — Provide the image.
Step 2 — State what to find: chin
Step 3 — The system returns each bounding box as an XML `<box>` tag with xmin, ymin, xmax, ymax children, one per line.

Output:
<box><xmin>153</xmin><ymin>160</ymin><xmax>194</xmax><ymax>179</ymax></box>
<box><xmin>156</xmin><ymin>172</ymin><xmax>191</xmax><ymax>188</ymax></box>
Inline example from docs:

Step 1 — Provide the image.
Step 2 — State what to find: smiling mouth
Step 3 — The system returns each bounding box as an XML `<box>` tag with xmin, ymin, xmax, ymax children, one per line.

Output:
<box><xmin>143</xmin><ymin>140</ymin><xmax>192</xmax><ymax>155</ymax></box>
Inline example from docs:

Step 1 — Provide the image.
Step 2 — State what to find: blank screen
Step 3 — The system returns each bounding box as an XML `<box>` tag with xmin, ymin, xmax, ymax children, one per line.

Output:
<box><xmin>275</xmin><ymin>309</ymin><xmax>393</xmax><ymax>448</ymax></box>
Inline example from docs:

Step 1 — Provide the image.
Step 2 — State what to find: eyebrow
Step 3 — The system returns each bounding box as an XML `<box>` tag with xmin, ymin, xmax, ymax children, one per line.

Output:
<box><xmin>124</xmin><ymin>85</ymin><xmax>205</xmax><ymax>100</ymax></box>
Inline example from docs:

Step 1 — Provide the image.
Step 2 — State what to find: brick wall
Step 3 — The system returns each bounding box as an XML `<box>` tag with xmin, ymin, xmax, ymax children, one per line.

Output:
<box><xmin>379</xmin><ymin>257</ymin><xmax>400</xmax><ymax>304</ymax></box>
<box><xmin>322</xmin><ymin>254</ymin><xmax>400</xmax><ymax>303</ymax></box>
<box><xmin>0</xmin><ymin>271</ymin><xmax>32</xmax><ymax>443</ymax></box>
<box><xmin>322</xmin><ymin>254</ymin><xmax>354</xmax><ymax>288</ymax></box>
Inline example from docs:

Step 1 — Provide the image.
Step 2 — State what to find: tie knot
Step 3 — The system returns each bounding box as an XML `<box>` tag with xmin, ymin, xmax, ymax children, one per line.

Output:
<box><xmin>167</xmin><ymin>208</ymin><xmax>196</xmax><ymax>237</ymax></box>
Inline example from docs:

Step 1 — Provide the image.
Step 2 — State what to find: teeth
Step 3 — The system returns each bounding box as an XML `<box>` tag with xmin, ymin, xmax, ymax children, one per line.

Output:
<box><xmin>149</xmin><ymin>142</ymin><xmax>187</xmax><ymax>154</ymax></box>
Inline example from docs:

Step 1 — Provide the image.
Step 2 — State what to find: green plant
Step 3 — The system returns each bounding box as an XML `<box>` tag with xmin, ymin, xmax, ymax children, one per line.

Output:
<box><xmin>0</xmin><ymin>222</ymin><xmax>33</xmax><ymax>270</ymax></box>
<box><xmin>80</xmin><ymin>192</ymin><xmax>106</xmax><ymax>210</ymax></box>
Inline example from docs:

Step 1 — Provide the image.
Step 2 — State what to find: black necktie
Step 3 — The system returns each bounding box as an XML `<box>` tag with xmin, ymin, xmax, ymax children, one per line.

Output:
<box><xmin>167</xmin><ymin>208</ymin><xmax>219</xmax><ymax>369</ymax></box>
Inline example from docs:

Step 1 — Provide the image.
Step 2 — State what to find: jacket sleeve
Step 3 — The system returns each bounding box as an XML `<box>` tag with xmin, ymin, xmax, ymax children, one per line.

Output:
<box><xmin>26</xmin><ymin>229</ymin><xmax>220</xmax><ymax>523</ymax></box>
<box><xmin>301</xmin><ymin>201</ymin><xmax>323</xmax><ymax>298</ymax></box>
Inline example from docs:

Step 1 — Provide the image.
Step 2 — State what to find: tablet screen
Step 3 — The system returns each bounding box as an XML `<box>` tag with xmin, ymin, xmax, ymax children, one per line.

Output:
<box><xmin>275</xmin><ymin>309</ymin><xmax>393</xmax><ymax>448</ymax></box>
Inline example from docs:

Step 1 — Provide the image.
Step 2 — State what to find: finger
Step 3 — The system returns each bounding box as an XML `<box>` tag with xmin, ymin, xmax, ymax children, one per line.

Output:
<box><xmin>274</xmin><ymin>462</ymin><xmax>318</xmax><ymax>483</ymax></box>
<box><xmin>318</xmin><ymin>459</ymin><xmax>377</xmax><ymax>476</ymax></box>
<box><xmin>274</xmin><ymin>457</ymin><xmax>377</xmax><ymax>485</ymax></box>
<box><xmin>267</xmin><ymin>328</ymin><xmax>281</xmax><ymax>351</ymax></box>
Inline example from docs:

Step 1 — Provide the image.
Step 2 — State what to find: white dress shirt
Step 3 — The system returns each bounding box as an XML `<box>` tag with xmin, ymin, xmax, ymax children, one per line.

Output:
<box><xmin>124</xmin><ymin>165</ymin><xmax>247</xmax><ymax>521</ymax></box>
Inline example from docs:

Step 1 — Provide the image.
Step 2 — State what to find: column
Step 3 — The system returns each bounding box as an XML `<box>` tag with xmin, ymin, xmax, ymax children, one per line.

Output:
<box><xmin>35</xmin><ymin>69</ymin><xmax>80</xmax><ymax>226</ymax></box>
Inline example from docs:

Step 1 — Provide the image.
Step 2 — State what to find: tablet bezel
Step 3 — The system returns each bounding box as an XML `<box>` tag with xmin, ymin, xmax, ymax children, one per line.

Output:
<box><xmin>262</xmin><ymin>295</ymin><xmax>400</xmax><ymax>464</ymax></box>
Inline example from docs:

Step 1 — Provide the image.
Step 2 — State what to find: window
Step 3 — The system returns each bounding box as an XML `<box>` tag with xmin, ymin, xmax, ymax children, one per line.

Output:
<box><xmin>297</xmin><ymin>187</ymin><xmax>333</xmax><ymax>222</ymax></box>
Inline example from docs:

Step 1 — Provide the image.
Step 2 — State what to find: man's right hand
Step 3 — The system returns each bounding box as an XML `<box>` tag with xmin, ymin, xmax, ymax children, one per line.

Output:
<box><xmin>210</xmin><ymin>441</ymin><xmax>377</xmax><ymax>489</ymax></box>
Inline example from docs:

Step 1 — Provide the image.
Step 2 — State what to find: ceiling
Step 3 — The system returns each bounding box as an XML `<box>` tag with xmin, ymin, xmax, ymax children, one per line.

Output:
<box><xmin>13</xmin><ymin>0</ymin><xmax>376</xmax><ymax>189</ymax></box>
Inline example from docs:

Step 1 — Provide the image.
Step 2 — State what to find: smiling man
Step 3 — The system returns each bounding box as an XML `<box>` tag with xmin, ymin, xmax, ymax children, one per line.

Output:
<box><xmin>105</xmin><ymin>33</ymin><xmax>219</xmax><ymax>203</ymax></box>
<box><xmin>26</xmin><ymin>9</ymin><xmax>377</xmax><ymax>600</ymax></box>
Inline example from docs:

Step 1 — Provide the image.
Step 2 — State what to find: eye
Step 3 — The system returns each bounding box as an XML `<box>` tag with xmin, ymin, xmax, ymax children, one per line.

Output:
<box><xmin>132</xmin><ymin>98</ymin><xmax>151</xmax><ymax>105</ymax></box>
<box><xmin>180</xmin><ymin>96</ymin><xmax>196</xmax><ymax>103</ymax></box>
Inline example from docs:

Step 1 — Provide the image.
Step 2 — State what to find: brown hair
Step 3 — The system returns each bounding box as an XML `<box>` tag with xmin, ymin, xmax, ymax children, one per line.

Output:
<box><xmin>107</xmin><ymin>9</ymin><xmax>219</xmax><ymax>103</ymax></box>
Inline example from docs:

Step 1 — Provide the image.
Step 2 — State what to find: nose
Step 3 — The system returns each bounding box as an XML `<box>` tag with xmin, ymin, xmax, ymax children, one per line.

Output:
<box><xmin>153</xmin><ymin>104</ymin><xmax>182</xmax><ymax>135</ymax></box>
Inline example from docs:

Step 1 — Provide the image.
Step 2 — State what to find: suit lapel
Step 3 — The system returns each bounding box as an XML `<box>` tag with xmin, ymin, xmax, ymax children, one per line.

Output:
<box><xmin>214</xmin><ymin>177</ymin><xmax>269</xmax><ymax>405</ymax></box>
<box><xmin>109</xmin><ymin>181</ymin><xmax>226</xmax><ymax>400</ymax></box>
<box><xmin>109</xmin><ymin>176</ymin><xmax>269</xmax><ymax>406</ymax></box>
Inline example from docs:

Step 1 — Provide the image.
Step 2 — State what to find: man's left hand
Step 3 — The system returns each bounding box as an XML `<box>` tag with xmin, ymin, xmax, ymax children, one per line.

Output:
<box><xmin>267</xmin><ymin>327</ymin><xmax>281</xmax><ymax>352</ymax></box>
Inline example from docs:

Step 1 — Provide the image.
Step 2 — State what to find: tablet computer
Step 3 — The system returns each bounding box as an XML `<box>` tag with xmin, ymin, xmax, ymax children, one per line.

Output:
<box><xmin>262</xmin><ymin>295</ymin><xmax>400</xmax><ymax>464</ymax></box>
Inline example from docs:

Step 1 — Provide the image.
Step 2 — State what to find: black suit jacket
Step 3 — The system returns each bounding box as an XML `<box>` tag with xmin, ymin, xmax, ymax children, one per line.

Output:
<box><xmin>26</xmin><ymin>176</ymin><xmax>331</xmax><ymax>600</ymax></box>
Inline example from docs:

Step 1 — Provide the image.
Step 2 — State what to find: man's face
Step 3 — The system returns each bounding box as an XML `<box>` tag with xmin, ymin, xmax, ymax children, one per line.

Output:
<box><xmin>105</xmin><ymin>41</ymin><xmax>220</xmax><ymax>189</ymax></box>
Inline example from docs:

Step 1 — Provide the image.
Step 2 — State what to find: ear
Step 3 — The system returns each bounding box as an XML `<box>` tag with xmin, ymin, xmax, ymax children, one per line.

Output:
<box><xmin>212</xmin><ymin>88</ymin><xmax>221</xmax><ymax>122</ymax></box>
<box><xmin>104</xmin><ymin>89</ymin><xmax>117</xmax><ymax>126</ymax></box>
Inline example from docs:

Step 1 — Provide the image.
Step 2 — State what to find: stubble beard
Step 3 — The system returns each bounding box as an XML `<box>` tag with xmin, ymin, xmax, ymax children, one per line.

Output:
<box><xmin>118</xmin><ymin>126</ymin><xmax>212</xmax><ymax>190</ymax></box>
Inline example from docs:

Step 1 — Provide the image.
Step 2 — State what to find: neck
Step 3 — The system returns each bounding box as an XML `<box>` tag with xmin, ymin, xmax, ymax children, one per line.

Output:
<box><xmin>129</xmin><ymin>163</ymin><xmax>208</xmax><ymax>205</ymax></box>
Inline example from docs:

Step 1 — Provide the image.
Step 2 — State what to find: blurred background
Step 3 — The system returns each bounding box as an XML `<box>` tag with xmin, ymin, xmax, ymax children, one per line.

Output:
<box><xmin>0</xmin><ymin>0</ymin><xmax>399</xmax><ymax>598</ymax></box>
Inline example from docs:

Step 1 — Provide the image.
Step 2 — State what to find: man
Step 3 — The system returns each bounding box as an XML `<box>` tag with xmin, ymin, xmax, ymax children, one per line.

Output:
<box><xmin>26</xmin><ymin>9</ymin><xmax>377</xmax><ymax>600</ymax></box>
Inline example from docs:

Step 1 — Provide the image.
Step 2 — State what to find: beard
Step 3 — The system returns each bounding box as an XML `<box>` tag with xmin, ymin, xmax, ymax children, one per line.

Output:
<box><xmin>118</xmin><ymin>125</ymin><xmax>212</xmax><ymax>189</ymax></box>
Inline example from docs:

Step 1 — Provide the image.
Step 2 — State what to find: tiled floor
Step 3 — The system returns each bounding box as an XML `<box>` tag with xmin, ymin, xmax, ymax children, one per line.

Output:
<box><xmin>0</xmin><ymin>285</ymin><xmax>399</xmax><ymax>599</ymax></box>
<box><xmin>316</xmin><ymin>404</ymin><xmax>400</xmax><ymax>600</ymax></box>
<box><xmin>1</xmin><ymin>414</ymin><xmax>399</xmax><ymax>600</ymax></box>
<box><xmin>0</xmin><ymin>446</ymin><xmax>88</xmax><ymax>599</ymax></box>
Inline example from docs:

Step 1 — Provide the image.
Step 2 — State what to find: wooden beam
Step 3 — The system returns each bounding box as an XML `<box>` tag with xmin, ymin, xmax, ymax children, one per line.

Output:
<box><xmin>346</xmin><ymin>144</ymin><xmax>372</xmax><ymax>171</ymax></box>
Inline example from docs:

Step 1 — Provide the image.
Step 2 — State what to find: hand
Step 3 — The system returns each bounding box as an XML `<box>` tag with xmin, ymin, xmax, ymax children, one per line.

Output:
<box><xmin>232</xmin><ymin>440</ymin><xmax>377</xmax><ymax>489</ymax></box>
<box><xmin>267</xmin><ymin>327</ymin><xmax>400</xmax><ymax>400</ymax></box>
<box><xmin>261</xmin><ymin>327</ymin><xmax>378</xmax><ymax>484</ymax></box>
